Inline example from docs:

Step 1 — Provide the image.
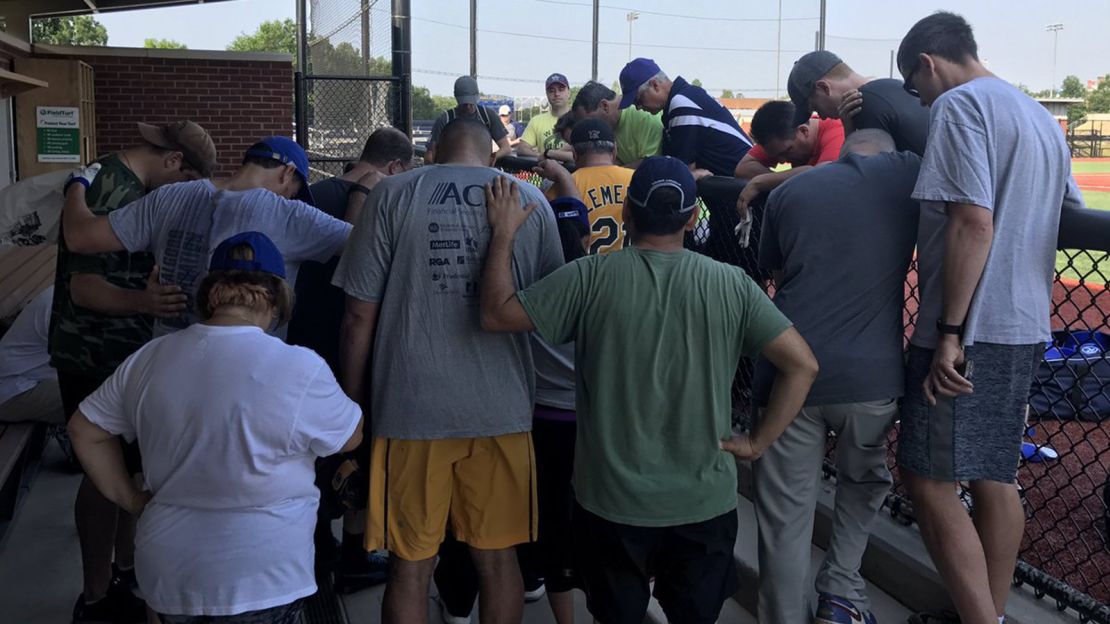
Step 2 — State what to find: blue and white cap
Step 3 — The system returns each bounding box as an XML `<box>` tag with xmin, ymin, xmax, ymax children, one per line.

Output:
<box><xmin>243</xmin><ymin>136</ymin><xmax>315</xmax><ymax>206</ymax></box>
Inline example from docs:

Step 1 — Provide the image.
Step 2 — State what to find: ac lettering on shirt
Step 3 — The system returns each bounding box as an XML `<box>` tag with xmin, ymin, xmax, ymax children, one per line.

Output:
<box><xmin>429</xmin><ymin>182</ymin><xmax>486</xmax><ymax>207</ymax></box>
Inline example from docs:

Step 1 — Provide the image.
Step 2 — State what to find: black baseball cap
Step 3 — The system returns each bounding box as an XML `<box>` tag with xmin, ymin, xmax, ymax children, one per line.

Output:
<box><xmin>569</xmin><ymin>118</ymin><xmax>614</xmax><ymax>145</ymax></box>
<box><xmin>546</xmin><ymin>73</ymin><xmax>570</xmax><ymax>89</ymax></box>
<box><xmin>787</xmin><ymin>50</ymin><xmax>843</xmax><ymax>126</ymax></box>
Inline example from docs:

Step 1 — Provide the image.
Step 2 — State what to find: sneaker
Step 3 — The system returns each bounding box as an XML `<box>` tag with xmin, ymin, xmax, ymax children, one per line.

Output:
<box><xmin>814</xmin><ymin>593</ymin><xmax>876</xmax><ymax>624</ymax></box>
<box><xmin>334</xmin><ymin>549</ymin><xmax>389</xmax><ymax>594</ymax></box>
<box><xmin>71</xmin><ymin>587</ymin><xmax>145</xmax><ymax>624</ymax></box>
<box><xmin>106</xmin><ymin>580</ymin><xmax>147</xmax><ymax>623</ymax></box>
<box><xmin>523</xmin><ymin>579</ymin><xmax>546</xmax><ymax>603</ymax></box>
<box><xmin>437</xmin><ymin>595</ymin><xmax>473</xmax><ymax>624</ymax></box>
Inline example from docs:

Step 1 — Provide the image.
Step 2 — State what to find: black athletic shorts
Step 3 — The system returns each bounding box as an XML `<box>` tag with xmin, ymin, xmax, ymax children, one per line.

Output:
<box><xmin>60</xmin><ymin>370</ymin><xmax>143</xmax><ymax>476</ymax></box>
<box><xmin>573</xmin><ymin>503</ymin><xmax>738</xmax><ymax>624</ymax></box>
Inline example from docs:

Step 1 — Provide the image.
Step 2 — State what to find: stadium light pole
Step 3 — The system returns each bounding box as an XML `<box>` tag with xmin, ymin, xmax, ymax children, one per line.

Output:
<box><xmin>1047</xmin><ymin>23</ymin><xmax>1063</xmax><ymax>96</ymax></box>
<box><xmin>592</xmin><ymin>0</ymin><xmax>599</xmax><ymax>81</ymax></box>
<box><xmin>626</xmin><ymin>11</ymin><xmax>640</xmax><ymax>62</ymax></box>
<box><xmin>470</xmin><ymin>0</ymin><xmax>478</xmax><ymax>77</ymax></box>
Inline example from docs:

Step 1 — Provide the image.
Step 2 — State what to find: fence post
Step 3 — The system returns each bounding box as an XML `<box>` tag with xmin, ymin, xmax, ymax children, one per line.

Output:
<box><xmin>392</xmin><ymin>0</ymin><xmax>413</xmax><ymax>136</ymax></box>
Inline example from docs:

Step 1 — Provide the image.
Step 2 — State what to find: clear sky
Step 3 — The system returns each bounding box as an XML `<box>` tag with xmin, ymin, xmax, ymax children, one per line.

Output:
<box><xmin>94</xmin><ymin>0</ymin><xmax>1110</xmax><ymax>99</ymax></box>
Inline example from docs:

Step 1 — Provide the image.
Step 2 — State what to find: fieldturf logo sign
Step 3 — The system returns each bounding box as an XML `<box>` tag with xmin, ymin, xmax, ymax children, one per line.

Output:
<box><xmin>36</xmin><ymin>106</ymin><xmax>81</xmax><ymax>164</ymax></box>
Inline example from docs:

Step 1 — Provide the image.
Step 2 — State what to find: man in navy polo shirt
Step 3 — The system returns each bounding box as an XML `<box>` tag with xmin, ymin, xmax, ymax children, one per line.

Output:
<box><xmin>618</xmin><ymin>57</ymin><xmax>753</xmax><ymax>177</ymax></box>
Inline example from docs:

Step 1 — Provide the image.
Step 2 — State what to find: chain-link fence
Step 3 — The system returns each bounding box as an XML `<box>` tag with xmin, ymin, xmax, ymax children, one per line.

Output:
<box><xmin>300</xmin><ymin>0</ymin><xmax>402</xmax><ymax>183</ymax></box>
<box><xmin>494</xmin><ymin>159</ymin><xmax>1110</xmax><ymax>621</ymax></box>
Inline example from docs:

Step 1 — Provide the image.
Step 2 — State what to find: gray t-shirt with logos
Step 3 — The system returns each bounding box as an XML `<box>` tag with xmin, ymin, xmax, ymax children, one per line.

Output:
<box><xmin>332</xmin><ymin>165</ymin><xmax>563</xmax><ymax>440</ymax></box>
<box><xmin>910</xmin><ymin>77</ymin><xmax>1085</xmax><ymax>348</ymax></box>
<box><xmin>753</xmin><ymin>152</ymin><xmax>920</xmax><ymax>406</ymax></box>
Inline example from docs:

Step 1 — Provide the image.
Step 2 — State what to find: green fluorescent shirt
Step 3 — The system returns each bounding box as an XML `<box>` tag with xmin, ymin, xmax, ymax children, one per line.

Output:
<box><xmin>520</xmin><ymin>112</ymin><xmax>567</xmax><ymax>152</ymax></box>
<box><xmin>517</xmin><ymin>247</ymin><xmax>791</xmax><ymax>526</ymax></box>
<box><xmin>49</xmin><ymin>154</ymin><xmax>153</xmax><ymax>377</ymax></box>
<box><xmin>614</xmin><ymin>107</ymin><xmax>663</xmax><ymax>166</ymax></box>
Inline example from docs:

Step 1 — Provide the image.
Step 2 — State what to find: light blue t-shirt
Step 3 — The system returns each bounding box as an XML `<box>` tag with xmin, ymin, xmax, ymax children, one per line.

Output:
<box><xmin>911</xmin><ymin>77</ymin><xmax>1085</xmax><ymax>348</ymax></box>
<box><xmin>108</xmin><ymin>180</ymin><xmax>351</xmax><ymax>336</ymax></box>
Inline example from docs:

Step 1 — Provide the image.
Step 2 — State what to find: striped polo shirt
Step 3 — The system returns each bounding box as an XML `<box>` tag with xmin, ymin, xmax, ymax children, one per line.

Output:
<box><xmin>661</xmin><ymin>76</ymin><xmax>753</xmax><ymax>176</ymax></box>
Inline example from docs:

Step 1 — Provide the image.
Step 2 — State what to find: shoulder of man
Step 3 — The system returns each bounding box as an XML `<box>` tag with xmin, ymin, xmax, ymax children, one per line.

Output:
<box><xmin>87</xmin><ymin>155</ymin><xmax>146</xmax><ymax>213</ymax></box>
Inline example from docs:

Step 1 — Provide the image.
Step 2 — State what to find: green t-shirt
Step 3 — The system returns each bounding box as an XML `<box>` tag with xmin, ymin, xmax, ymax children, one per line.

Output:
<box><xmin>614</xmin><ymin>107</ymin><xmax>663</xmax><ymax>166</ymax></box>
<box><xmin>520</xmin><ymin>112</ymin><xmax>567</xmax><ymax>152</ymax></box>
<box><xmin>49</xmin><ymin>154</ymin><xmax>153</xmax><ymax>377</ymax></box>
<box><xmin>518</xmin><ymin>247</ymin><xmax>791</xmax><ymax>526</ymax></box>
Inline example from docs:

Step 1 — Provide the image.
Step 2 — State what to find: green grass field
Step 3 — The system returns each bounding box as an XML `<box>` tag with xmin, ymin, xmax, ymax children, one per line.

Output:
<box><xmin>1071</xmin><ymin>161</ymin><xmax>1110</xmax><ymax>174</ymax></box>
<box><xmin>1056</xmin><ymin>189</ymin><xmax>1109</xmax><ymax>283</ymax></box>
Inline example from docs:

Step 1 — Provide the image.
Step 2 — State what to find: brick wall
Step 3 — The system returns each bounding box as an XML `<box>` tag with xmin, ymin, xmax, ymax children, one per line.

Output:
<box><xmin>42</xmin><ymin>50</ymin><xmax>293</xmax><ymax>176</ymax></box>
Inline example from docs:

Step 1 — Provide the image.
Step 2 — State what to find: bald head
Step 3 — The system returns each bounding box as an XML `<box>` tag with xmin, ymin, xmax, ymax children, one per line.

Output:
<box><xmin>437</xmin><ymin>118</ymin><xmax>494</xmax><ymax>163</ymax></box>
<box><xmin>840</xmin><ymin>129</ymin><xmax>896</xmax><ymax>158</ymax></box>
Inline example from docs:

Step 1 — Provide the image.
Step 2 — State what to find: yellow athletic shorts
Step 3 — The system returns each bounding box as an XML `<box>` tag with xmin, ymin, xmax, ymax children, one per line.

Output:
<box><xmin>365</xmin><ymin>432</ymin><xmax>538</xmax><ymax>561</ymax></box>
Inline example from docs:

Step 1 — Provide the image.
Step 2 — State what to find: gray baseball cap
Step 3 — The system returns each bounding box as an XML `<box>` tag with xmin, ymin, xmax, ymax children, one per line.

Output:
<box><xmin>787</xmin><ymin>50</ymin><xmax>843</xmax><ymax>126</ymax></box>
<box><xmin>454</xmin><ymin>75</ymin><xmax>480</xmax><ymax>106</ymax></box>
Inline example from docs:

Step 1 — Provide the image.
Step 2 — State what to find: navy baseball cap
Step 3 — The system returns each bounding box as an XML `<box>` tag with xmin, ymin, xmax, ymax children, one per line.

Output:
<box><xmin>619</xmin><ymin>57</ymin><xmax>662</xmax><ymax>109</ymax></box>
<box><xmin>244</xmin><ymin>136</ymin><xmax>315</xmax><ymax>206</ymax></box>
<box><xmin>570</xmin><ymin>117</ymin><xmax>614</xmax><ymax>144</ymax></box>
<box><xmin>628</xmin><ymin>156</ymin><xmax>698</xmax><ymax>214</ymax></box>
<box><xmin>549</xmin><ymin>196</ymin><xmax>590</xmax><ymax>229</ymax></box>
<box><xmin>546</xmin><ymin>73</ymin><xmax>569</xmax><ymax>89</ymax></box>
<box><xmin>209</xmin><ymin>231</ymin><xmax>286</xmax><ymax>279</ymax></box>
<box><xmin>787</xmin><ymin>50</ymin><xmax>843</xmax><ymax>126</ymax></box>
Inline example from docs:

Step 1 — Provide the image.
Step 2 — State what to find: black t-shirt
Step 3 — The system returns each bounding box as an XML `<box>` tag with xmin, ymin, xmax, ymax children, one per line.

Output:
<box><xmin>854</xmin><ymin>78</ymin><xmax>931</xmax><ymax>156</ymax></box>
<box><xmin>286</xmin><ymin>177</ymin><xmax>353</xmax><ymax>371</ymax></box>
<box><xmin>428</xmin><ymin>106</ymin><xmax>509</xmax><ymax>148</ymax></box>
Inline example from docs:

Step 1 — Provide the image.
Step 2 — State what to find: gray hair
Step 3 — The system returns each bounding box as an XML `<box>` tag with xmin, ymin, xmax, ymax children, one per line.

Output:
<box><xmin>840</xmin><ymin>129</ymin><xmax>896</xmax><ymax>157</ymax></box>
<box><xmin>636</xmin><ymin>71</ymin><xmax>670</xmax><ymax>96</ymax></box>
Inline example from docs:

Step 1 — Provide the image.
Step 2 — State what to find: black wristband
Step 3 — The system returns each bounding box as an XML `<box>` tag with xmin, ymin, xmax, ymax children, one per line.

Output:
<box><xmin>349</xmin><ymin>183</ymin><xmax>372</xmax><ymax>196</ymax></box>
<box><xmin>936</xmin><ymin>320</ymin><xmax>964</xmax><ymax>337</ymax></box>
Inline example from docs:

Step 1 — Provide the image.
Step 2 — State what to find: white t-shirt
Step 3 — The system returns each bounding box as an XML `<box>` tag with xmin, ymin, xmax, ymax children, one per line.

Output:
<box><xmin>79</xmin><ymin>323</ymin><xmax>361</xmax><ymax>616</ymax></box>
<box><xmin>0</xmin><ymin>286</ymin><xmax>56</xmax><ymax>405</ymax></box>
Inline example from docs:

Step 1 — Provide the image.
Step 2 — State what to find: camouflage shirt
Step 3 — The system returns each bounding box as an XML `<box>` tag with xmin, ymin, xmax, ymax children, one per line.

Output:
<box><xmin>48</xmin><ymin>154</ymin><xmax>154</xmax><ymax>378</ymax></box>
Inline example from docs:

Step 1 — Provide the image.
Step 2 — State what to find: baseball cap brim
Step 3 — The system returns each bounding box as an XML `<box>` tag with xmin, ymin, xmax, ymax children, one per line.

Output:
<box><xmin>456</xmin><ymin>95</ymin><xmax>479</xmax><ymax>106</ymax></box>
<box><xmin>791</xmin><ymin>100</ymin><xmax>814</xmax><ymax>127</ymax></box>
<box><xmin>295</xmin><ymin>176</ymin><xmax>315</xmax><ymax>206</ymax></box>
<box><xmin>137</xmin><ymin>122</ymin><xmax>172</xmax><ymax>151</ymax></box>
<box><xmin>619</xmin><ymin>90</ymin><xmax>637</xmax><ymax>109</ymax></box>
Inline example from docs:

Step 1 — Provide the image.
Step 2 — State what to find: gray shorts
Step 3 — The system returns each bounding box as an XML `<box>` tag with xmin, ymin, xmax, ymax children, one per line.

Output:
<box><xmin>896</xmin><ymin>342</ymin><xmax>1040</xmax><ymax>483</ymax></box>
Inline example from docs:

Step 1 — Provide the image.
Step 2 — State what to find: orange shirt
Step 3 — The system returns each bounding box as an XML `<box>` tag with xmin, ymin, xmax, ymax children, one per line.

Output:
<box><xmin>747</xmin><ymin>118</ymin><xmax>845</xmax><ymax>168</ymax></box>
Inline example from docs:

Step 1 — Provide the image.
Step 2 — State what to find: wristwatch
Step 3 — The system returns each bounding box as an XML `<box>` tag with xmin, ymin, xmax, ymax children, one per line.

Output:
<box><xmin>936</xmin><ymin>320</ymin><xmax>964</xmax><ymax>337</ymax></box>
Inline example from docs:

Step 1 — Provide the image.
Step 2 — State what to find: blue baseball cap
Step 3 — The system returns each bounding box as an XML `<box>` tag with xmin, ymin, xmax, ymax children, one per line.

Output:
<box><xmin>628</xmin><ymin>156</ymin><xmax>698</xmax><ymax>214</ymax></box>
<box><xmin>244</xmin><ymin>136</ymin><xmax>315</xmax><ymax>206</ymax></box>
<box><xmin>549</xmin><ymin>196</ymin><xmax>589</xmax><ymax>229</ymax></box>
<box><xmin>619</xmin><ymin>57</ymin><xmax>662</xmax><ymax>109</ymax></box>
<box><xmin>209</xmin><ymin>231</ymin><xmax>286</xmax><ymax>279</ymax></box>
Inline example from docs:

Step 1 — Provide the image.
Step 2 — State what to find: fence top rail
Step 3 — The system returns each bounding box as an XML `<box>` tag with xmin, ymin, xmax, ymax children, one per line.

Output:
<box><xmin>300</xmin><ymin>73</ymin><xmax>402</xmax><ymax>83</ymax></box>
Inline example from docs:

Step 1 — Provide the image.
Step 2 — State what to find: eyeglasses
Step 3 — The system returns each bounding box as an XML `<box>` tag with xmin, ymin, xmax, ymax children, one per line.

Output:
<box><xmin>902</xmin><ymin>64</ymin><xmax>920</xmax><ymax>98</ymax></box>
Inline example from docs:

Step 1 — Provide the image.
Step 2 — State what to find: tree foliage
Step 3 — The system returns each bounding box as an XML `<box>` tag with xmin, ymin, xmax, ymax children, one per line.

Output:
<box><xmin>1061</xmin><ymin>75</ymin><xmax>1086</xmax><ymax>99</ymax></box>
<box><xmin>32</xmin><ymin>16</ymin><xmax>108</xmax><ymax>46</ymax></box>
<box><xmin>144</xmin><ymin>38</ymin><xmax>186</xmax><ymax>50</ymax></box>
<box><xmin>1087</xmin><ymin>75</ymin><xmax>1110</xmax><ymax>114</ymax></box>
<box><xmin>227</xmin><ymin>18</ymin><xmax>296</xmax><ymax>56</ymax></box>
<box><xmin>691</xmin><ymin>78</ymin><xmax>703</xmax><ymax>88</ymax></box>
<box><xmin>721</xmin><ymin>89</ymin><xmax>734</xmax><ymax>99</ymax></box>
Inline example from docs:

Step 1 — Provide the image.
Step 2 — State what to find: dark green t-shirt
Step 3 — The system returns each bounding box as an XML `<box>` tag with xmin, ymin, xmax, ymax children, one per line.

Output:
<box><xmin>49</xmin><ymin>154</ymin><xmax>153</xmax><ymax>378</ymax></box>
<box><xmin>518</xmin><ymin>247</ymin><xmax>791</xmax><ymax>526</ymax></box>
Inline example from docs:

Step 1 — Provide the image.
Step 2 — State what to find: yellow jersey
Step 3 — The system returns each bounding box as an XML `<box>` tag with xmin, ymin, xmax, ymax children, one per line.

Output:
<box><xmin>548</xmin><ymin>165</ymin><xmax>633</xmax><ymax>254</ymax></box>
